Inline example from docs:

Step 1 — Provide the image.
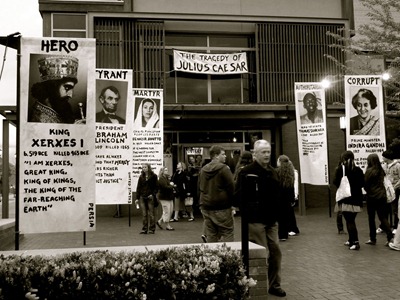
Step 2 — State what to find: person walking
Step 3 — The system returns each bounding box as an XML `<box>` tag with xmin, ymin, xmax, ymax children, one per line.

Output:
<box><xmin>135</xmin><ymin>164</ymin><xmax>158</xmax><ymax>234</ymax></box>
<box><xmin>333</xmin><ymin>151</ymin><xmax>364</xmax><ymax>250</ymax></box>
<box><xmin>234</xmin><ymin>139</ymin><xmax>286</xmax><ymax>297</ymax></box>
<box><xmin>198</xmin><ymin>145</ymin><xmax>235</xmax><ymax>243</ymax></box>
<box><xmin>276</xmin><ymin>155</ymin><xmax>300</xmax><ymax>240</ymax></box>
<box><xmin>364</xmin><ymin>153</ymin><xmax>394</xmax><ymax>246</ymax></box>
<box><xmin>382</xmin><ymin>150</ymin><xmax>400</xmax><ymax>234</ymax></box>
<box><xmin>171</xmin><ymin>162</ymin><xmax>194</xmax><ymax>222</ymax></box>
<box><xmin>156</xmin><ymin>167</ymin><xmax>175</xmax><ymax>231</ymax></box>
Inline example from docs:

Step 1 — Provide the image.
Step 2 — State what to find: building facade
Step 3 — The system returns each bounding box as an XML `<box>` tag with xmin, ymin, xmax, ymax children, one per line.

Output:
<box><xmin>38</xmin><ymin>0</ymin><xmax>354</xmax><ymax>209</ymax></box>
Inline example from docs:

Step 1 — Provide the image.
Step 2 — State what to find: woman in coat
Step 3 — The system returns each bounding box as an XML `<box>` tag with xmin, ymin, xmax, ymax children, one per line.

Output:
<box><xmin>364</xmin><ymin>153</ymin><xmax>393</xmax><ymax>245</ymax></box>
<box><xmin>333</xmin><ymin>151</ymin><xmax>364</xmax><ymax>250</ymax></box>
<box><xmin>135</xmin><ymin>163</ymin><xmax>158</xmax><ymax>234</ymax></box>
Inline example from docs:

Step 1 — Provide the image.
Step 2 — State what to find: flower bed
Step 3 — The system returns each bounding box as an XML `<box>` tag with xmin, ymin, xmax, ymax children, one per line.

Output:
<box><xmin>0</xmin><ymin>244</ymin><xmax>256</xmax><ymax>299</ymax></box>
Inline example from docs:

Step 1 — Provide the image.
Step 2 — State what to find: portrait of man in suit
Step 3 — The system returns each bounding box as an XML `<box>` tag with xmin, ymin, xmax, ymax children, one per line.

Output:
<box><xmin>96</xmin><ymin>85</ymin><xmax>126</xmax><ymax>124</ymax></box>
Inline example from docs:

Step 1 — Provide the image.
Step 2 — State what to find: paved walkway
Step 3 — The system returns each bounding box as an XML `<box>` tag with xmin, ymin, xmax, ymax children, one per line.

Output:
<box><xmin>1</xmin><ymin>207</ymin><xmax>399</xmax><ymax>299</ymax></box>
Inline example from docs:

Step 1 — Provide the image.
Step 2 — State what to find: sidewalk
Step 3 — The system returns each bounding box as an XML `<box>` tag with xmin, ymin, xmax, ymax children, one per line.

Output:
<box><xmin>2</xmin><ymin>207</ymin><xmax>400</xmax><ymax>299</ymax></box>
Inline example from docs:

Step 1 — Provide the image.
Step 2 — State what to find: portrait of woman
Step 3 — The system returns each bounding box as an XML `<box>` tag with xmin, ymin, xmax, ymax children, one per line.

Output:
<box><xmin>134</xmin><ymin>98</ymin><xmax>160</xmax><ymax>128</ymax></box>
<box><xmin>349</xmin><ymin>88</ymin><xmax>380</xmax><ymax>136</ymax></box>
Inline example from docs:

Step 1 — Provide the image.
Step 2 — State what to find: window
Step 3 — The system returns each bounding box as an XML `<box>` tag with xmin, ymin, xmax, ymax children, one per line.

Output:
<box><xmin>165</xmin><ymin>34</ymin><xmax>256</xmax><ymax>104</ymax></box>
<box><xmin>52</xmin><ymin>14</ymin><xmax>87</xmax><ymax>38</ymax></box>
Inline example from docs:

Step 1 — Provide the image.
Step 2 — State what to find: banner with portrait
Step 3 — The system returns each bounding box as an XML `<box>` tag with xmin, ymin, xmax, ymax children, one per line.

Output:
<box><xmin>295</xmin><ymin>83</ymin><xmax>329</xmax><ymax>185</ymax></box>
<box><xmin>344</xmin><ymin>75</ymin><xmax>386</xmax><ymax>171</ymax></box>
<box><xmin>95</xmin><ymin>69</ymin><xmax>133</xmax><ymax>204</ymax></box>
<box><xmin>19</xmin><ymin>37</ymin><xmax>96</xmax><ymax>234</ymax></box>
<box><xmin>132</xmin><ymin>89</ymin><xmax>164</xmax><ymax>190</ymax></box>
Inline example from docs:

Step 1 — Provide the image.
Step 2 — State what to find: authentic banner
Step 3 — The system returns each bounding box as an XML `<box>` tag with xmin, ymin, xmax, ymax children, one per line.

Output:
<box><xmin>173</xmin><ymin>50</ymin><xmax>248</xmax><ymax>75</ymax></box>
<box><xmin>95</xmin><ymin>69</ymin><xmax>133</xmax><ymax>205</ymax></box>
<box><xmin>344</xmin><ymin>75</ymin><xmax>386</xmax><ymax>171</ymax></box>
<box><xmin>295</xmin><ymin>83</ymin><xmax>329</xmax><ymax>185</ymax></box>
<box><xmin>19</xmin><ymin>37</ymin><xmax>96</xmax><ymax>234</ymax></box>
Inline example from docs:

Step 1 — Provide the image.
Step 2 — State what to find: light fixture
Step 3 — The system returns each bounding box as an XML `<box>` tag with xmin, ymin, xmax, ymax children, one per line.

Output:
<box><xmin>339</xmin><ymin>116</ymin><xmax>346</xmax><ymax>130</ymax></box>
<box><xmin>321</xmin><ymin>78</ymin><xmax>331</xmax><ymax>88</ymax></box>
<box><xmin>232</xmin><ymin>132</ymin><xmax>237</xmax><ymax>143</ymax></box>
<box><xmin>382</xmin><ymin>72</ymin><xmax>391</xmax><ymax>81</ymax></box>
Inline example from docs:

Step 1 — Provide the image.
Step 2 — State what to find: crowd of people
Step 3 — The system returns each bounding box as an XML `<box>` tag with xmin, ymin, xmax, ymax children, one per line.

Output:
<box><xmin>134</xmin><ymin>140</ymin><xmax>303</xmax><ymax>297</ymax></box>
<box><xmin>333</xmin><ymin>149</ymin><xmax>400</xmax><ymax>251</ymax></box>
<box><xmin>133</xmin><ymin>139</ymin><xmax>400</xmax><ymax>298</ymax></box>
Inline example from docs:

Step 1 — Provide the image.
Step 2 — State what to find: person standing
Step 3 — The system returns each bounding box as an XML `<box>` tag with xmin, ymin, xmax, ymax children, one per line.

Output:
<box><xmin>171</xmin><ymin>162</ymin><xmax>193</xmax><ymax>221</ymax></box>
<box><xmin>135</xmin><ymin>164</ymin><xmax>158</xmax><ymax>234</ymax></box>
<box><xmin>234</xmin><ymin>139</ymin><xmax>286</xmax><ymax>297</ymax></box>
<box><xmin>233</xmin><ymin>151</ymin><xmax>253</xmax><ymax>183</ymax></box>
<box><xmin>382</xmin><ymin>150</ymin><xmax>400</xmax><ymax>234</ymax></box>
<box><xmin>156</xmin><ymin>167</ymin><xmax>175</xmax><ymax>231</ymax></box>
<box><xmin>364</xmin><ymin>153</ymin><xmax>394</xmax><ymax>246</ymax></box>
<box><xmin>198</xmin><ymin>145</ymin><xmax>235</xmax><ymax>243</ymax></box>
<box><xmin>276</xmin><ymin>155</ymin><xmax>300</xmax><ymax>240</ymax></box>
<box><xmin>333</xmin><ymin>151</ymin><xmax>364</xmax><ymax>250</ymax></box>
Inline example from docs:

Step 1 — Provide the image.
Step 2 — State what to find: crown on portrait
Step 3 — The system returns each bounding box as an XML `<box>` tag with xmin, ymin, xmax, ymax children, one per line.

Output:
<box><xmin>37</xmin><ymin>56</ymin><xmax>79</xmax><ymax>82</ymax></box>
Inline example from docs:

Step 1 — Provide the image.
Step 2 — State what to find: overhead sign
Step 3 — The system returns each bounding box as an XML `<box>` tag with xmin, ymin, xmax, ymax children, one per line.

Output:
<box><xmin>173</xmin><ymin>50</ymin><xmax>248</xmax><ymax>75</ymax></box>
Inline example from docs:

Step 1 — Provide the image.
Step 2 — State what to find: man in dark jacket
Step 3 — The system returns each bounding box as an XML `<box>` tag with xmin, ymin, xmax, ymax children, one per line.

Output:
<box><xmin>198</xmin><ymin>145</ymin><xmax>235</xmax><ymax>243</ymax></box>
<box><xmin>234</xmin><ymin>139</ymin><xmax>286</xmax><ymax>298</ymax></box>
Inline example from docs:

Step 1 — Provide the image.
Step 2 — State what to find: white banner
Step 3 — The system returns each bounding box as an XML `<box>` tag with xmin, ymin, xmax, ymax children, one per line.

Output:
<box><xmin>295</xmin><ymin>83</ymin><xmax>329</xmax><ymax>185</ymax></box>
<box><xmin>173</xmin><ymin>50</ymin><xmax>248</xmax><ymax>75</ymax></box>
<box><xmin>132</xmin><ymin>89</ymin><xmax>164</xmax><ymax>190</ymax></box>
<box><xmin>344</xmin><ymin>75</ymin><xmax>386</xmax><ymax>171</ymax></box>
<box><xmin>95</xmin><ymin>69</ymin><xmax>133</xmax><ymax>204</ymax></box>
<box><xmin>19</xmin><ymin>37</ymin><xmax>96</xmax><ymax>234</ymax></box>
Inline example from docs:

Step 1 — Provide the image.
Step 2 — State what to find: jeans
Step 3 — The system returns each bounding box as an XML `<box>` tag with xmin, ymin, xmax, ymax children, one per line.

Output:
<box><xmin>159</xmin><ymin>199</ymin><xmax>173</xmax><ymax>223</ymax></box>
<box><xmin>248</xmin><ymin>222</ymin><xmax>282</xmax><ymax>290</ymax></box>
<box><xmin>139</xmin><ymin>196</ymin><xmax>155</xmax><ymax>232</ymax></box>
<box><xmin>200</xmin><ymin>208</ymin><xmax>234</xmax><ymax>243</ymax></box>
<box><xmin>367</xmin><ymin>197</ymin><xmax>393</xmax><ymax>242</ymax></box>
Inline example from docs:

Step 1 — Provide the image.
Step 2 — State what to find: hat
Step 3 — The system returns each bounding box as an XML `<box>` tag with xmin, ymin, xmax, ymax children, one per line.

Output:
<box><xmin>38</xmin><ymin>56</ymin><xmax>78</xmax><ymax>82</ymax></box>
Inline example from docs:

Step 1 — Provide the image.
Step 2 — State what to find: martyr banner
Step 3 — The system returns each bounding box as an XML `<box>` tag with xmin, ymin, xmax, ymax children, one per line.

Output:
<box><xmin>132</xmin><ymin>89</ymin><xmax>164</xmax><ymax>190</ymax></box>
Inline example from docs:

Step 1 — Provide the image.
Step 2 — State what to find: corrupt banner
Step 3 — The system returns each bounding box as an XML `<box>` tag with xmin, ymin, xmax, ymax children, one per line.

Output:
<box><xmin>344</xmin><ymin>75</ymin><xmax>386</xmax><ymax>171</ymax></box>
<box><xmin>295</xmin><ymin>83</ymin><xmax>329</xmax><ymax>185</ymax></box>
<box><xmin>95</xmin><ymin>69</ymin><xmax>133</xmax><ymax>204</ymax></box>
<box><xmin>132</xmin><ymin>89</ymin><xmax>164</xmax><ymax>190</ymax></box>
<box><xmin>173</xmin><ymin>50</ymin><xmax>248</xmax><ymax>75</ymax></box>
<box><xmin>19</xmin><ymin>37</ymin><xmax>96</xmax><ymax>234</ymax></box>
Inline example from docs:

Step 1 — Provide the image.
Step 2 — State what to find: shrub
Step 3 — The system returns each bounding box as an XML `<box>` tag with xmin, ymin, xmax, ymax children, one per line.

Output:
<box><xmin>0</xmin><ymin>244</ymin><xmax>256</xmax><ymax>299</ymax></box>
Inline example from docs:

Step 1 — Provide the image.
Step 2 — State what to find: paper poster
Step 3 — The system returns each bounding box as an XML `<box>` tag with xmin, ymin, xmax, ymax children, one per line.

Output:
<box><xmin>132</xmin><ymin>89</ymin><xmax>164</xmax><ymax>190</ymax></box>
<box><xmin>295</xmin><ymin>82</ymin><xmax>329</xmax><ymax>185</ymax></box>
<box><xmin>173</xmin><ymin>50</ymin><xmax>248</xmax><ymax>75</ymax></box>
<box><xmin>344</xmin><ymin>75</ymin><xmax>386</xmax><ymax>170</ymax></box>
<box><xmin>95</xmin><ymin>69</ymin><xmax>133</xmax><ymax>204</ymax></box>
<box><xmin>19</xmin><ymin>37</ymin><xmax>96</xmax><ymax>234</ymax></box>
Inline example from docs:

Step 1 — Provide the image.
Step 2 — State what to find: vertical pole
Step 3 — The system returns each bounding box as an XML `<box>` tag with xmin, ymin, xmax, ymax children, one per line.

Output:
<box><xmin>83</xmin><ymin>231</ymin><xmax>86</xmax><ymax>245</ymax></box>
<box><xmin>15</xmin><ymin>36</ymin><xmax>21</xmax><ymax>250</ymax></box>
<box><xmin>2</xmin><ymin>119</ymin><xmax>10</xmax><ymax>218</ymax></box>
<box><xmin>240</xmin><ymin>173</ymin><xmax>249</xmax><ymax>277</ymax></box>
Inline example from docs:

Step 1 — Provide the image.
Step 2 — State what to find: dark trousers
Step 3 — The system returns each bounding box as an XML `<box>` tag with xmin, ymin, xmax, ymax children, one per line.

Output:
<box><xmin>367</xmin><ymin>197</ymin><xmax>393</xmax><ymax>242</ymax></box>
<box><xmin>343</xmin><ymin>211</ymin><xmax>359</xmax><ymax>245</ymax></box>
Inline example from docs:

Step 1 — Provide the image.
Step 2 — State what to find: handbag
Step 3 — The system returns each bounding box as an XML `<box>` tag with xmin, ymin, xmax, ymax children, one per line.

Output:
<box><xmin>336</xmin><ymin>165</ymin><xmax>351</xmax><ymax>202</ymax></box>
<box><xmin>184</xmin><ymin>196</ymin><xmax>193</xmax><ymax>206</ymax></box>
<box><xmin>384</xmin><ymin>175</ymin><xmax>396</xmax><ymax>203</ymax></box>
